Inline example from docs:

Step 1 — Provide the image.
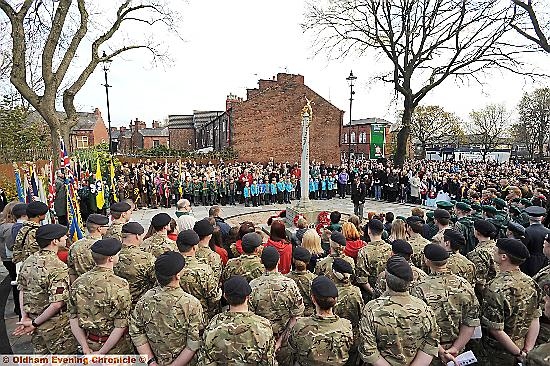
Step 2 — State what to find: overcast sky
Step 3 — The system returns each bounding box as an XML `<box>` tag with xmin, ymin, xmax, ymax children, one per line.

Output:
<box><xmin>75</xmin><ymin>0</ymin><xmax>550</xmax><ymax>128</ymax></box>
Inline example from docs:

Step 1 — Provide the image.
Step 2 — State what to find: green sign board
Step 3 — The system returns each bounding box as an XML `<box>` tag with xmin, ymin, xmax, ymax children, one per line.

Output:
<box><xmin>370</xmin><ymin>124</ymin><xmax>385</xmax><ymax>159</ymax></box>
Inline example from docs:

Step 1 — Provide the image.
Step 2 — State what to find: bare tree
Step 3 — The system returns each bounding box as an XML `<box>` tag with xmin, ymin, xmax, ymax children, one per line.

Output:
<box><xmin>304</xmin><ymin>0</ymin><xmax>541</xmax><ymax>166</ymax></box>
<box><xmin>467</xmin><ymin>104</ymin><xmax>509</xmax><ymax>161</ymax></box>
<box><xmin>513</xmin><ymin>88</ymin><xmax>550</xmax><ymax>159</ymax></box>
<box><xmin>512</xmin><ymin>0</ymin><xmax>550</xmax><ymax>52</ymax></box>
<box><xmin>0</xmin><ymin>0</ymin><xmax>180</xmax><ymax>163</ymax></box>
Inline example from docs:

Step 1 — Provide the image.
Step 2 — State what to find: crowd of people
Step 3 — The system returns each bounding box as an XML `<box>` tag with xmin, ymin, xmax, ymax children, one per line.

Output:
<box><xmin>0</xmin><ymin>157</ymin><xmax>550</xmax><ymax>365</ymax></box>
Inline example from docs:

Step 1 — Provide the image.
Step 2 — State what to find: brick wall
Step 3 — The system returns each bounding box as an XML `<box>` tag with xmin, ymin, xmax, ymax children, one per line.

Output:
<box><xmin>169</xmin><ymin>128</ymin><xmax>196</xmax><ymax>150</ymax></box>
<box><xmin>143</xmin><ymin>136</ymin><xmax>169</xmax><ymax>149</ymax></box>
<box><xmin>92</xmin><ymin>118</ymin><xmax>109</xmax><ymax>145</ymax></box>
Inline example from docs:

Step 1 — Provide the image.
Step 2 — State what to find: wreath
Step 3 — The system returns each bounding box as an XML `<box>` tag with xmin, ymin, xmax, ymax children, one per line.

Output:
<box><xmin>293</xmin><ymin>214</ymin><xmax>304</xmax><ymax>227</ymax></box>
<box><xmin>317</xmin><ymin>211</ymin><xmax>330</xmax><ymax>226</ymax></box>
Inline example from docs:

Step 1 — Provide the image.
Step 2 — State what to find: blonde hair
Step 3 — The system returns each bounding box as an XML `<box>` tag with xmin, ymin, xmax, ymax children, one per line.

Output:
<box><xmin>389</xmin><ymin>219</ymin><xmax>407</xmax><ymax>241</ymax></box>
<box><xmin>0</xmin><ymin>201</ymin><xmax>18</xmax><ymax>225</ymax></box>
<box><xmin>302</xmin><ymin>229</ymin><xmax>324</xmax><ymax>255</ymax></box>
<box><xmin>342</xmin><ymin>221</ymin><xmax>360</xmax><ymax>241</ymax></box>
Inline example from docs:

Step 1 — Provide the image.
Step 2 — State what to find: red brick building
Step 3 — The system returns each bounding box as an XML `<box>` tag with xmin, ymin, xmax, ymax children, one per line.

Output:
<box><xmin>112</xmin><ymin>119</ymin><xmax>169</xmax><ymax>152</ymax></box>
<box><xmin>340</xmin><ymin>118</ymin><xmax>393</xmax><ymax>161</ymax></box>
<box><xmin>68</xmin><ymin>108</ymin><xmax>109</xmax><ymax>150</ymax></box>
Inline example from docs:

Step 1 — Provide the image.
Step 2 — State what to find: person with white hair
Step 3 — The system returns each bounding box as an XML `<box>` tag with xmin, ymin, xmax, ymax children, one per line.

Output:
<box><xmin>175</xmin><ymin>199</ymin><xmax>197</xmax><ymax>231</ymax></box>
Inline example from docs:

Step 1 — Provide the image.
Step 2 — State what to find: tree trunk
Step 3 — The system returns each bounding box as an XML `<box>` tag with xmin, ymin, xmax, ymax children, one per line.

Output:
<box><xmin>49</xmin><ymin>124</ymin><xmax>61</xmax><ymax>168</ymax></box>
<box><xmin>394</xmin><ymin>100</ymin><xmax>413</xmax><ymax>167</ymax></box>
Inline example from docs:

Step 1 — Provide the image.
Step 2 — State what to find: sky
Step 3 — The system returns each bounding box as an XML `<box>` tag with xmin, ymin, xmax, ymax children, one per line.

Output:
<box><xmin>74</xmin><ymin>0</ymin><xmax>550</xmax><ymax>128</ymax></box>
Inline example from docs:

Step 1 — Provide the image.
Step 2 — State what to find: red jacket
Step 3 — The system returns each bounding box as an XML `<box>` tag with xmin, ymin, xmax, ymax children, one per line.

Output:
<box><xmin>265</xmin><ymin>238</ymin><xmax>292</xmax><ymax>274</ymax></box>
<box><xmin>344</xmin><ymin>239</ymin><xmax>366</xmax><ymax>260</ymax></box>
<box><xmin>235</xmin><ymin>239</ymin><xmax>244</xmax><ymax>255</ymax></box>
<box><xmin>214</xmin><ymin>245</ymin><xmax>229</xmax><ymax>265</ymax></box>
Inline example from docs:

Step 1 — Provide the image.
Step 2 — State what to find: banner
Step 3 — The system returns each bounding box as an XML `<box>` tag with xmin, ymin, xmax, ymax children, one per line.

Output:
<box><xmin>95</xmin><ymin>159</ymin><xmax>105</xmax><ymax>210</ymax></box>
<box><xmin>110</xmin><ymin>159</ymin><xmax>118</xmax><ymax>203</ymax></box>
<box><xmin>369</xmin><ymin>124</ymin><xmax>385</xmax><ymax>159</ymax></box>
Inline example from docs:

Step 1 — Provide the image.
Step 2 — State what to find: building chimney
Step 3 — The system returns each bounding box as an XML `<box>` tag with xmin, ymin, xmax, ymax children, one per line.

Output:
<box><xmin>276</xmin><ymin>73</ymin><xmax>304</xmax><ymax>85</ymax></box>
<box><xmin>246</xmin><ymin>88</ymin><xmax>259</xmax><ymax>100</ymax></box>
<box><xmin>258</xmin><ymin>79</ymin><xmax>277</xmax><ymax>91</ymax></box>
<box><xmin>226</xmin><ymin>93</ymin><xmax>243</xmax><ymax>111</ymax></box>
<box><xmin>152</xmin><ymin>120</ymin><xmax>160</xmax><ymax>129</ymax></box>
<box><xmin>120</xmin><ymin>126</ymin><xmax>126</xmax><ymax>134</ymax></box>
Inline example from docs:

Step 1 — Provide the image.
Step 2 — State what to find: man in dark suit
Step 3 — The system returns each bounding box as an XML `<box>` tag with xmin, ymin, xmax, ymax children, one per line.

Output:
<box><xmin>351</xmin><ymin>176</ymin><xmax>367</xmax><ymax>221</ymax></box>
<box><xmin>523</xmin><ymin>206</ymin><xmax>550</xmax><ymax>276</ymax></box>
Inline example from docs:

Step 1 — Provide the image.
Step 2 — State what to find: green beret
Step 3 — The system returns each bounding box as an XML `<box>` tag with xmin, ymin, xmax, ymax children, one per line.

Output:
<box><xmin>493</xmin><ymin>198</ymin><xmax>506</xmax><ymax>209</ymax></box>
<box><xmin>455</xmin><ymin>202</ymin><xmax>472</xmax><ymax>212</ymax></box>
<box><xmin>509</xmin><ymin>206</ymin><xmax>521</xmax><ymax>216</ymax></box>
<box><xmin>471</xmin><ymin>204</ymin><xmax>482</xmax><ymax>212</ymax></box>
<box><xmin>396</xmin><ymin>215</ymin><xmax>407</xmax><ymax>221</ymax></box>
<box><xmin>520</xmin><ymin>198</ymin><xmax>532</xmax><ymax>207</ymax></box>
<box><xmin>426</xmin><ymin>211</ymin><xmax>435</xmax><ymax>219</ymax></box>
<box><xmin>436</xmin><ymin>201</ymin><xmax>454</xmax><ymax>209</ymax></box>
<box><xmin>482</xmin><ymin>205</ymin><xmax>497</xmax><ymax>215</ymax></box>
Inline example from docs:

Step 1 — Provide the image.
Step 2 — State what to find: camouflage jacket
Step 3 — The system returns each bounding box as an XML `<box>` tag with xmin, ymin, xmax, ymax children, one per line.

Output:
<box><xmin>222</xmin><ymin>254</ymin><xmax>264</xmax><ymax>283</ymax></box>
<box><xmin>130</xmin><ymin>285</ymin><xmax>204</xmax><ymax>366</ymax></box>
<box><xmin>482</xmin><ymin>270</ymin><xmax>542</xmax><ymax>344</ymax></box>
<box><xmin>376</xmin><ymin>264</ymin><xmax>427</xmax><ymax>297</ymax></box>
<box><xmin>179</xmin><ymin>255</ymin><xmax>221</xmax><ymax>319</ymax></box>
<box><xmin>356</xmin><ymin>240</ymin><xmax>392</xmax><ymax>287</ymax></box>
<box><xmin>526</xmin><ymin>343</ymin><xmax>550</xmax><ymax>365</ymax></box>
<box><xmin>411</xmin><ymin>270</ymin><xmax>480</xmax><ymax>344</ymax></box>
<box><xmin>288</xmin><ymin>314</ymin><xmax>354</xmax><ymax>366</ymax></box>
<box><xmin>195</xmin><ymin>245</ymin><xmax>223</xmax><ymax>282</ymax></box>
<box><xmin>67</xmin><ymin>236</ymin><xmax>98</xmax><ymax>279</ymax></box>
<box><xmin>13</xmin><ymin>221</ymin><xmax>41</xmax><ymax>263</ymax></box>
<box><xmin>431</xmin><ymin>226</ymin><xmax>451</xmax><ymax>246</ymax></box>
<box><xmin>533</xmin><ymin>264</ymin><xmax>550</xmax><ymax>342</ymax></box>
<box><xmin>467</xmin><ymin>239</ymin><xmax>497</xmax><ymax>289</ymax></box>
<box><xmin>358</xmin><ymin>290</ymin><xmax>440</xmax><ymax>366</ymax></box>
<box><xmin>286</xmin><ymin>270</ymin><xmax>316</xmax><ymax>317</ymax></box>
<box><xmin>249</xmin><ymin>271</ymin><xmax>305</xmax><ymax>336</ymax></box>
<box><xmin>447</xmin><ymin>251</ymin><xmax>476</xmax><ymax>286</ymax></box>
<box><xmin>315</xmin><ymin>253</ymin><xmax>355</xmax><ymax>284</ymax></box>
<box><xmin>105</xmin><ymin>222</ymin><xmax>124</xmax><ymax>242</ymax></box>
<box><xmin>334</xmin><ymin>282</ymin><xmax>364</xmax><ymax>333</ymax></box>
<box><xmin>198</xmin><ymin>311</ymin><xmax>276</xmax><ymax>365</ymax></box>
<box><xmin>408</xmin><ymin>234</ymin><xmax>430</xmax><ymax>269</ymax></box>
<box><xmin>141</xmin><ymin>233</ymin><xmax>177</xmax><ymax>258</ymax></box>
<box><xmin>114</xmin><ymin>245</ymin><xmax>157</xmax><ymax>306</ymax></box>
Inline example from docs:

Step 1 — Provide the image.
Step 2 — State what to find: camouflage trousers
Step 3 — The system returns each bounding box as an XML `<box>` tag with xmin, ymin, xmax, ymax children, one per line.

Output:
<box><xmin>31</xmin><ymin>314</ymin><xmax>78</xmax><ymax>354</ymax></box>
<box><xmin>526</xmin><ymin>343</ymin><xmax>550</xmax><ymax>365</ymax></box>
<box><xmin>87</xmin><ymin>333</ymin><xmax>134</xmax><ymax>354</ymax></box>
<box><xmin>479</xmin><ymin>336</ymin><xmax>524</xmax><ymax>366</ymax></box>
<box><xmin>536</xmin><ymin>323</ymin><xmax>550</xmax><ymax>345</ymax></box>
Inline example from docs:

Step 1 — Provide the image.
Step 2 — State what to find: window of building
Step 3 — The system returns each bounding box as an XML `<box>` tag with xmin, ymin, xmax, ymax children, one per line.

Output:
<box><xmin>359</xmin><ymin>132</ymin><xmax>367</xmax><ymax>143</ymax></box>
<box><xmin>343</xmin><ymin>134</ymin><xmax>348</xmax><ymax>143</ymax></box>
<box><xmin>76</xmin><ymin>135</ymin><xmax>88</xmax><ymax>149</ymax></box>
<box><xmin>153</xmin><ymin>139</ymin><xmax>160</xmax><ymax>148</ymax></box>
<box><xmin>351</xmin><ymin>132</ymin><xmax>356</xmax><ymax>143</ymax></box>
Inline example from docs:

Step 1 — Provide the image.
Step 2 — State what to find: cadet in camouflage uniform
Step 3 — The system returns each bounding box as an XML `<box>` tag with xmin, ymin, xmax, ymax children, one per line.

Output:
<box><xmin>104</xmin><ymin>201</ymin><xmax>132</xmax><ymax>242</ymax></box>
<box><xmin>13</xmin><ymin>201</ymin><xmax>48</xmax><ymax>264</ymax></box>
<box><xmin>176</xmin><ymin>229</ymin><xmax>221</xmax><ymax>319</ymax></box>
<box><xmin>441</xmin><ymin>229</ymin><xmax>476</xmax><ymax>286</ymax></box>
<box><xmin>526</xmin><ymin>281</ymin><xmax>550</xmax><ymax>365</ymax></box>
<box><xmin>141</xmin><ymin>213</ymin><xmax>177</xmax><ymax>258</ymax></box>
<box><xmin>358</xmin><ymin>256</ymin><xmax>440</xmax><ymax>366</ymax></box>
<box><xmin>288</xmin><ymin>275</ymin><xmax>354</xmax><ymax>366</ymax></box>
<box><xmin>199</xmin><ymin>275</ymin><xmax>276</xmax><ymax>365</ymax></box>
<box><xmin>130</xmin><ymin>251</ymin><xmax>204</xmax><ymax>366</ymax></box>
<box><xmin>406</xmin><ymin>216</ymin><xmax>430</xmax><ymax>269</ymax></box>
<box><xmin>114</xmin><ymin>222</ymin><xmax>157</xmax><ymax>306</ymax></box>
<box><xmin>411</xmin><ymin>244</ymin><xmax>480</xmax><ymax>366</ymax></box>
<box><xmin>467</xmin><ymin>219</ymin><xmax>498</xmax><ymax>300</ymax></box>
<box><xmin>193</xmin><ymin>219</ymin><xmax>223</xmax><ymax>281</ymax></box>
<box><xmin>14</xmin><ymin>224</ymin><xmax>77</xmax><ymax>354</ymax></box>
<box><xmin>67</xmin><ymin>214</ymin><xmax>109</xmax><ymax>283</ymax></box>
<box><xmin>375</xmin><ymin>240</ymin><xmax>427</xmax><ymax>297</ymax></box>
<box><xmin>315</xmin><ymin>231</ymin><xmax>355</xmax><ymax>282</ymax></box>
<box><xmin>355</xmin><ymin>219</ymin><xmax>392</xmax><ymax>299</ymax></box>
<box><xmin>533</xmin><ymin>233</ymin><xmax>550</xmax><ymax>344</ymax></box>
<box><xmin>454</xmin><ymin>202</ymin><xmax>476</xmax><ymax>255</ymax></box>
<box><xmin>221</xmin><ymin>232</ymin><xmax>264</xmax><ymax>283</ymax></box>
<box><xmin>69</xmin><ymin>238</ymin><xmax>133</xmax><ymax>354</ymax></box>
<box><xmin>286</xmin><ymin>246</ymin><xmax>316</xmax><ymax>316</ymax></box>
<box><xmin>481</xmin><ymin>238</ymin><xmax>542</xmax><ymax>366</ymax></box>
<box><xmin>332</xmin><ymin>258</ymin><xmax>364</xmax><ymax>366</ymax></box>
<box><xmin>430</xmin><ymin>209</ymin><xmax>453</xmax><ymax>246</ymax></box>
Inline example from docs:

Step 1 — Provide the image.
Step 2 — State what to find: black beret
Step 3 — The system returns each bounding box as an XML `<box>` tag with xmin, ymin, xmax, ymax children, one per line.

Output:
<box><xmin>443</xmin><ymin>229</ymin><xmax>465</xmax><ymax>246</ymax></box>
<box><xmin>525</xmin><ymin>206</ymin><xmax>546</xmax><ymax>217</ymax></box>
<box><xmin>406</xmin><ymin>216</ymin><xmax>425</xmax><ymax>225</ymax></box>
<box><xmin>261</xmin><ymin>246</ymin><xmax>280</xmax><ymax>267</ymax></box>
<box><xmin>122</xmin><ymin>222</ymin><xmax>145</xmax><ymax>235</ymax></box>
<box><xmin>474</xmin><ymin>219</ymin><xmax>497</xmax><ymax>237</ymax></box>
<box><xmin>332</xmin><ymin>257</ymin><xmax>354</xmax><ymax>274</ymax></box>
<box><xmin>35</xmin><ymin>224</ymin><xmax>68</xmax><ymax>241</ymax></box>
<box><xmin>386</xmin><ymin>256</ymin><xmax>413</xmax><ymax>281</ymax></box>
<box><xmin>242</xmin><ymin>232</ymin><xmax>263</xmax><ymax>251</ymax></box>
<box><xmin>424</xmin><ymin>243</ymin><xmax>449</xmax><ymax>261</ymax></box>
<box><xmin>87</xmin><ymin>214</ymin><xmax>109</xmax><ymax>226</ymax></box>
<box><xmin>26</xmin><ymin>201</ymin><xmax>49</xmax><ymax>217</ymax></box>
<box><xmin>293</xmin><ymin>246</ymin><xmax>311</xmax><ymax>263</ymax></box>
<box><xmin>152</xmin><ymin>213</ymin><xmax>171</xmax><ymax>228</ymax></box>
<box><xmin>193</xmin><ymin>219</ymin><xmax>214</xmax><ymax>237</ymax></box>
<box><xmin>177</xmin><ymin>229</ymin><xmax>200</xmax><ymax>249</ymax></box>
<box><xmin>12</xmin><ymin>203</ymin><xmax>28</xmax><ymax>217</ymax></box>
<box><xmin>391</xmin><ymin>239</ymin><xmax>413</xmax><ymax>256</ymax></box>
<box><xmin>330</xmin><ymin>231</ymin><xmax>347</xmax><ymax>247</ymax></box>
<box><xmin>91</xmin><ymin>238</ymin><xmax>121</xmax><ymax>256</ymax></box>
<box><xmin>311</xmin><ymin>275</ymin><xmax>338</xmax><ymax>298</ymax></box>
<box><xmin>223</xmin><ymin>275</ymin><xmax>252</xmax><ymax>298</ymax></box>
<box><xmin>368</xmin><ymin>219</ymin><xmax>384</xmax><ymax>232</ymax></box>
<box><xmin>110</xmin><ymin>202</ymin><xmax>131</xmax><ymax>213</ymax></box>
<box><xmin>155</xmin><ymin>251</ymin><xmax>185</xmax><ymax>277</ymax></box>
<box><xmin>507</xmin><ymin>221</ymin><xmax>525</xmax><ymax>236</ymax></box>
<box><xmin>434</xmin><ymin>209</ymin><xmax>451</xmax><ymax>220</ymax></box>
<box><xmin>496</xmin><ymin>238</ymin><xmax>530</xmax><ymax>260</ymax></box>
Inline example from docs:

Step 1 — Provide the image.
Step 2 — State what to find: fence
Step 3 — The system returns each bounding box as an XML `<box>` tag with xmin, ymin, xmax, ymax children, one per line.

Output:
<box><xmin>0</xmin><ymin>147</ymin><xmax>51</xmax><ymax>164</ymax></box>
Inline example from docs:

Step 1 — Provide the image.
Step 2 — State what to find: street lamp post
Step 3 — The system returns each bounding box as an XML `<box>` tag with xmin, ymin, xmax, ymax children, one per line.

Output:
<box><xmin>102</xmin><ymin>51</ymin><xmax>113</xmax><ymax>154</ymax></box>
<box><xmin>346</xmin><ymin>70</ymin><xmax>357</xmax><ymax>172</ymax></box>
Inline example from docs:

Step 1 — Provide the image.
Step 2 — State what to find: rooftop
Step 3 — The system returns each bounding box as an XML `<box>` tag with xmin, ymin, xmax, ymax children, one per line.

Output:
<box><xmin>138</xmin><ymin>127</ymin><xmax>169</xmax><ymax>137</ymax></box>
<box><xmin>345</xmin><ymin>117</ymin><xmax>391</xmax><ymax>126</ymax></box>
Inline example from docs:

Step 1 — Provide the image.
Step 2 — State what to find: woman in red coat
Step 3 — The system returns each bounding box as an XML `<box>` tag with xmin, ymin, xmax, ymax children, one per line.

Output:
<box><xmin>264</xmin><ymin>220</ymin><xmax>292</xmax><ymax>274</ymax></box>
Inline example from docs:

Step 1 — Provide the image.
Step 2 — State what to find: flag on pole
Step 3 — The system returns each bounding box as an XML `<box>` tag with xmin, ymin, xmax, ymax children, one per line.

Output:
<box><xmin>95</xmin><ymin>158</ymin><xmax>105</xmax><ymax>209</ymax></box>
<box><xmin>110</xmin><ymin>159</ymin><xmax>118</xmax><ymax>203</ymax></box>
<box><xmin>13</xmin><ymin>164</ymin><xmax>25</xmax><ymax>202</ymax></box>
<box><xmin>60</xmin><ymin>137</ymin><xmax>84</xmax><ymax>241</ymax></box>
<box><xmin>178</xmin><ymin>159</ymin><xmax>183</xmax><ymax>196</ymax></box>
<box><xmin>47</xmin><ymin>160</ymin><xmax>55</xmax><ymax>212</ymax></box>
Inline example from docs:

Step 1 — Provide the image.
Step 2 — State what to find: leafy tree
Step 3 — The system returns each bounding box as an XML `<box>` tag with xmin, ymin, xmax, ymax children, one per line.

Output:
<box><xmin>513</xmin><ymin>88</ymin><xmax>550</xmax><ymax>160</ymax></box>
<box><xmin>467</xmin><ymin>104</ymin><xmax>509</xmax><ymax>160</ymax></box>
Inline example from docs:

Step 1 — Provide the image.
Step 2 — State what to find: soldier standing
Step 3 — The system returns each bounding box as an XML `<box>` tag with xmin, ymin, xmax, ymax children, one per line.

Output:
<box><xmin>430</xmin><ymin>209</ymin><xmax>453</xmax><ymax>246</ymax></box>
<box><xmin>69</xmin><ymin>238</ymin><xmax>133</xmax><ymax>354</ymax></box>
<box><xmin>358</xmin><ymin>256</ymin><xmax>440</xmax><ymax>365</ymax></box>
<box><xmin>481</xmin><ymin>238</ymin><xmax>542</xmax><ymax>366</ymax></box>
<box><xmin>442</xmin><ymin>229</ymin><xmax>476</xmax><ymax>286</ymax></box>
<box><xmin>454</xmin><ymin>202</ymin><xmax>476</xmax><ymax>255</ymax></box>
<box><xmin>130</xmin><ymin>251</ymin><xmax>204</xmax><ymax>366</ymax></box>
<box><xmin>176</xmin><ymin>229</ymin><xmax>221</xmax><ymax>319</ymax></box>
<box><xmin>13</xmin><ymin>201</ymin><xmax>48</xmax><ymax>264</ymax></box>
<box><xmin>526</xmin><ymin>281</ymin><xmax>550</xmax><ymax>365</ymax></box>
<box><xmin>533</xmin><ymin>233</ymin><xmax>550</xmax><ymax>345</ymax></box>
<box><xmin>194</xmin><ymin>219</ymin><xmax>223</xmax><ymax>281</ymax></box>
<box><xmin>467</xmin><ymin>219</ymin><xmax>498</xmax><ymax>300</ymax></box>
<box><xmin>315</xmin><ymin>231</ymin><xmax>355</xmax><ymax>281</ymax></box>
<box><xmin>104</xmin><ymin>201</ymin><xmax>132</xmax><ymax>242</ymax></box>
<box><xmin>199</xmin><ymin>276</ymin><xmax>276</xmax><ymax>365</ymax></box>
<box><xmin>14</xmin><ymin>224</ymin><xmax>77</xmax><ymax>354</ymax></box>
<box><xmin>67</xmin><ymin>214</ymin><xmax>109</xmax><ymax>283</ymax></box>
<box><xmin>221</xmin><ymin>232</ymin><xmax>264</xmax><ymax>283</ymax></box>
<box><xmin>412</xmin><ymin>244</ymin><xmax>480</xmax><ymax>365</ymax></box>
<box><xmin>114</xmin><ymin>222</ymin><xmax>157</xmax><ymax>306</ymax></box>
<box><xmin>141</xmin><ymin>213</ymin><xmax>177</xmax><ymax>258</ymax></box>
<box><xmin>288</xmin><ymin>275</ymin><xmax>354</xmax><ymax>365</ymax></box>
<box><xmin>286</xmin><ymin>246</ymin><xmax>316</xmax><ymax>316</ymax></box>
<box><xmin>524</xmin><ymin>206</ymin><xmax>550</xmax><ymax>276</ymax></box>
<box><xmin>406</xmin><ymin>216</ymin><xmax>431</xmax><ymax>269</ymax></box>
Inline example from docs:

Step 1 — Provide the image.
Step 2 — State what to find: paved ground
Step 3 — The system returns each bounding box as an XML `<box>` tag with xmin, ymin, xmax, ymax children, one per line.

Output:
<box><xmin>1</xmin><ymin>197</ymin><xmax>423</xmax><ymax>354</ymax></box>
